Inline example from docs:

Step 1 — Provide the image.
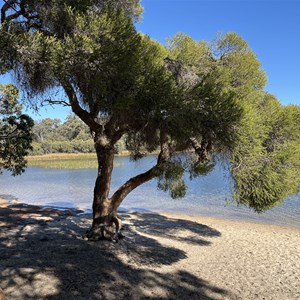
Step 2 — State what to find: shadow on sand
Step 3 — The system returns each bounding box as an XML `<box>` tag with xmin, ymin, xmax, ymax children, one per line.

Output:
<box><xmin>0</xmin><ymin>203</ymin><xmax>232</xmax><ymax>299</ymax></box>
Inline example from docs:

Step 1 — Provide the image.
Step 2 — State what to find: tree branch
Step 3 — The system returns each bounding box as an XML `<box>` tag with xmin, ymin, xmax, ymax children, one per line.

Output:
<box><xmin>0</xmin><ymin>125</ymin><xmax>22</xmax><ymax>140</ymax></box>
<box><xmin>1</xmin><ymin>0</ymin><xmax>29</xmax><ymax>24</ymax></box>
<box><xmin>42</xmin><ymin>99</ymin><xmax>71</xmax><ymax>107</ymax></box>
<box><xmin>102</xmin><ymin>113</ymin><xmax>131</xmax><ymax>145</ymax></box>
<box><xmin>190</xmin><ymin>136</ymin><xmax>209</xmax><ymax>161</ymax></box>
<box><xmin>0</xmin><ymin>131</ymin><xmax>17</xmax><ymax>139</ymax></box>
<box><xmin>61</xmin><ymin>80</ymin><xmax>102</xmax><ymax>133</ymax></box>
<box><xmin>1</xmin><ymin>0</ymin><xmax>42</xmax><ymax>31</ymax></box>
<box><xmin>1</xmin><ymin>0</ymin><xmax>14</xmax><ymax>23</ymax></box>
<box><xmin>110</xmin><ymin>130</ymin><xmax>171</xmax><ymax>211</ymax></box>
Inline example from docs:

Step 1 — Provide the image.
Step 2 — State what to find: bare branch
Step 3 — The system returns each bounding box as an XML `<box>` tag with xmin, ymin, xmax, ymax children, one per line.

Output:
<box><xmin>42</xmin><ymin>99</ymin><xmax>71</xmax><ymax>107</ymax></box>
<box><xmin>1</xmin><ymin>0</ymin><xmax>17</xmax><ymax>23</ymax></box>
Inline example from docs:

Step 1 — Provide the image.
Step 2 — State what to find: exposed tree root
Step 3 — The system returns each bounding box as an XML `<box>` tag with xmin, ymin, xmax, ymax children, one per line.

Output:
<box><xmin>83</xmin><ymin>214</ymin><xmax>122</xmax><ymax>242</ymax></box>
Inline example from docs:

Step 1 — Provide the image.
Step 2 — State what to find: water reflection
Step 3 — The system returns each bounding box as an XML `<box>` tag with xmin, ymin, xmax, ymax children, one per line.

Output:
<box><xmin>0</xmin><ymin>156</ymin><xmax>299</xmax><ymax>228</ymax></box>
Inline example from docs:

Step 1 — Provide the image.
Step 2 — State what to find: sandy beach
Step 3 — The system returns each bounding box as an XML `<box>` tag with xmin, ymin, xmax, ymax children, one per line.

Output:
<box><xmin>0</xmin><ymin>197</ymin><xmax>300</xmax><ymax>300</ymax></box>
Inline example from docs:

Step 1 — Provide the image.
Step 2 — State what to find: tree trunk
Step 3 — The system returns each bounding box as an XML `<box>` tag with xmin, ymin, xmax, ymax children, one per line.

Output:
<box><xmin>84</xmin><ymin>140</ymin><xmax>120</xmax><ymax>241</ymax></box>
<box><xmin>85</xmin><ymin>131</ymin><xmax>171</xmax><ymax>241</ymax></box>
<box><xmin>85</xmin><ymin>146</ymin><xmax>156</xmax><ymax>241</ymax></box>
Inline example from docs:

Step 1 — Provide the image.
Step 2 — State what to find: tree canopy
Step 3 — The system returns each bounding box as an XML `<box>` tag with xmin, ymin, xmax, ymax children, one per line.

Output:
<box><xmin>0</xmin><ymin>0</ymin><xmax>299</xmax><ymax>240</ymax></box>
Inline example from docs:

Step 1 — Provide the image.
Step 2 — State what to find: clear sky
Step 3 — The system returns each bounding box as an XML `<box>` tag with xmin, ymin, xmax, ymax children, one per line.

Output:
<box><xmin>1</xmin><ymin>0</ymin><xmax>299</xmax><ymax>120</ymax></box>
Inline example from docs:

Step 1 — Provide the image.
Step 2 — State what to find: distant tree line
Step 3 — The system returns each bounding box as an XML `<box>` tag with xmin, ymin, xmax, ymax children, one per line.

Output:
<box><xmin>30</xmin><ymin>114</ymin><xmax>126</xmax><ymax>155</ymax></box>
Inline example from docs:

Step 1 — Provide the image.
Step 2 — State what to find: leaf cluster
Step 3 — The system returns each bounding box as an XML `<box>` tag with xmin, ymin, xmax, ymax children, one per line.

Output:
<box><xmin>230</xmin><ymin>94</ymin><xmax>300</xmax><ymax>212</ymax></box>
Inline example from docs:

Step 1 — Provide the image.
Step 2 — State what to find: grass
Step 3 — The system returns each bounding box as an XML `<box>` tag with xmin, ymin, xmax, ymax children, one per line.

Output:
<box><xmin>27</xmin><ymin>151</ymin><xmax>159</xmax><ymax>169</ymax></box>
<box><xmin>27</xmin><ymin>153</ymin><xmax>122</xmax><ymax>169</ymax></box>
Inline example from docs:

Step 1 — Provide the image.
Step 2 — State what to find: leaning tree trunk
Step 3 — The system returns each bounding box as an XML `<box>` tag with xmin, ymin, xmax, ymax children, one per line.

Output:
<box><xmin>85</xmin><ymin>131</ymin><xmax>171</xmax><ymax>241</ymax></box>
<box><xmin>85</xmin><ymin>145</ymin><xmax>159</xmax><ymax>241</ymax></box>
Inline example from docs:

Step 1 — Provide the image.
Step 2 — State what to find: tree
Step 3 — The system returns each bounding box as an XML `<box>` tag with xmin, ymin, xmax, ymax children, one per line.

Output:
<box><xmin>32</xmin><ymin>118</ymin><xmax>62</xmax><ymax>142</ymax></box>
<box><xmin>0</xmin><ymin>84</ymin><xmax>33</xmax><ymax>175</ymax></box>
<box><xmin>57</xmin><ymin>114</ymin><xmax>90</xmax><ymax>141</ymax></box>
<box><xmin>1</xmin><ymin>1</ymin><xmax>299</xmax><ymax>241</ymax></box>
<box><xmin>31</xmin><ymin>114</ymin><xmax>95</xmax><ymax>154</ymax></box>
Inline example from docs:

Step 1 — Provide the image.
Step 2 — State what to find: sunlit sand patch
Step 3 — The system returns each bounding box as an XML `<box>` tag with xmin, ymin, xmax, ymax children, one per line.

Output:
<box><xmin>1</xmin><ymin>268</ymin><xmax>60</xmax><ymax>299</ymax></box>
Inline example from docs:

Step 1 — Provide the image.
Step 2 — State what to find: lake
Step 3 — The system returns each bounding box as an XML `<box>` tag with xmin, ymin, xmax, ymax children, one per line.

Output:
<box><xmin>1</xmin><ymin>155</ymin><xmax>299</xmax><ymax>228</ymax></box>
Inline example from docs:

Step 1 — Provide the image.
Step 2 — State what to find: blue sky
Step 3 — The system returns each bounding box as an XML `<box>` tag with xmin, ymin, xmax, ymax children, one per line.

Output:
<box><xmin>137</xmin><ymin>0</ymin><xmax>300</xmax><ymax>105</ymax></box>
<box><xmin>1</xmin><ymin>0</ymin><xmax>299</xmax><ymax>120</ymax></box>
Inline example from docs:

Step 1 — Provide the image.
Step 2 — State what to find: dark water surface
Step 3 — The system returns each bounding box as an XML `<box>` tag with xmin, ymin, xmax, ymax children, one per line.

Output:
<box><xmin>1</xmin><ymin>156</ymin><xmax>299</xmax><ymax>228</ymax></box>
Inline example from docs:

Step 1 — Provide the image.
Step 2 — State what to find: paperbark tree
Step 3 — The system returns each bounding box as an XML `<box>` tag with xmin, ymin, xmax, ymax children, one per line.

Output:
<box><xmin>1</xmin><ymin>1</ymin><xmax>299</xmax><ymax>240</ymax></box>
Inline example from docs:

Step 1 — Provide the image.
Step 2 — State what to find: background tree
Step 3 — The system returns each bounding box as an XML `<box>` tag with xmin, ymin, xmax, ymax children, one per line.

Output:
<box><xmin>0</xmin><ymin>84</ymin><xmax>33</xmax><ymax>175</ymax></box>
<box><xmin>1</xmin><ymin>1</ymin><xmax>299</xmax><ymax>240</ymax></box>
<box><xmin>31</xmin><ymin>114</ymin><xmax>98</xmax><ymax>154</ymax></box>
<box><xmin>32</xmin><ymin>118</ymin><xmax>61</xmax><ymax>143</ymax></box>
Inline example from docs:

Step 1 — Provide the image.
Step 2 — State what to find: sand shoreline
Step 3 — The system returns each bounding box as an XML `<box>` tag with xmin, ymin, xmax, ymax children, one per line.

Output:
<box><xmin>1</xmin><ymin>198</ymin><xmax>300</xmax><ymax>299</ymax></box>
<box><xmin>1</xmin><ymin>195</ymin><xmax>299</xmax><ymax>232</ymax></box>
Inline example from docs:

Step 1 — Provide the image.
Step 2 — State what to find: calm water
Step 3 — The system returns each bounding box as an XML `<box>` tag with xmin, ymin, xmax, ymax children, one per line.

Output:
<box><xmin>1</xmin><ymin>156</ymin><xmax>299</xmax><ymax>228</ymax></box>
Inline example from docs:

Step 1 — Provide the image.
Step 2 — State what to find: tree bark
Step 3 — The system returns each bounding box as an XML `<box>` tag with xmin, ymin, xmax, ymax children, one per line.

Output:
<box><xmin>85</xmin><ymin>137</ymin><xmax>117</xmax><ymax>241</ymax></box>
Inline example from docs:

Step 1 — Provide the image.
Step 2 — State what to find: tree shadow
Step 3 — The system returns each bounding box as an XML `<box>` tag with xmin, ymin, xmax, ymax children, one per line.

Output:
<box><xmin>0</xmin><ymin>203</ymin><xmax>81</xmax><ymax>228</ymax></box>
<box><xmin>0</xmin><ymin>205</ymin><xmax>232</xmax><ymax>300</ymax></box>
<box><xmin>122</xmin><ymin>211</ymin><xmax>221</xmax><ymax>246</ymax></box>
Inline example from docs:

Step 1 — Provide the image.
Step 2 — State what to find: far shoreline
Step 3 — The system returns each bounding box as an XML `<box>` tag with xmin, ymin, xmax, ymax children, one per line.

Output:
<box><xmin>26</xmin><ymin>151</ymin><xmax>159</xmax><ymax>160</ymax></box>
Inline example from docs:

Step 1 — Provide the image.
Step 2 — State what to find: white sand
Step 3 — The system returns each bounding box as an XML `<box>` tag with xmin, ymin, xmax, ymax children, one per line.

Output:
<box><xmin>0</xmin><ymin>199</ymin><xmax>299</xmax><ymax>299</ymax></box>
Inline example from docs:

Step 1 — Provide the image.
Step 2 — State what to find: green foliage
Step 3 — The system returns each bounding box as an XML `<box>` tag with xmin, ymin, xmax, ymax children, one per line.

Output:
<box><xmin>30</xmin><ymin>114</ymin><xmax>127</xmax><ymax>155</ymax></box>
<box><xmin>157</xmin><ymin>161</ymin><xmax>187</xmax><ymax>199</ymax></box>
<box><xmin>50</xmin><ymin>7</ymin><xmax>141</xmax><ymax>114</ymax></box>
<box><xmin>188</xmin><ymin>157</ymin><xmax>216</xmax><ymax>179</ymax></box>
<box><xmin>164</xmin><ymin>32</ymin><xmax>299</xmax><ymax>210</ymax></box>
<box><xmin>30</xmin><ymin>115</ymin><xmax>94</xmax><ymax>154</ymax></box>
<box><xmin>32</xmin><ymin>118</ymin><xmax>61</xmax><ymax>142</ymax></box>
<box><xmin>167</xmin><ymin>32</ymin><xmax>212</xmax><ymax>76</ymax></box>
<box><xmin>230</xmin><ymin>93</ymin><xmax>300</xmax><ymax>212</ymax></box>
<box><xmin>28</xmin><ymin>153</ymin><xmax>123</xmax><ymax>169</ymax></box>
<box><xmin>0</xmin><ymin>84</ymin><xmax>34</xmax><ymax>175</ymax></box>
<box><xmin>0</xmin><ymin>29</ymin><xmax>17</xmax><ymax>74</ymax></box>
<box><xmin>31</xmin><ymin>140</ymin><xmax>95</xmax><ymax>155</ymax></box>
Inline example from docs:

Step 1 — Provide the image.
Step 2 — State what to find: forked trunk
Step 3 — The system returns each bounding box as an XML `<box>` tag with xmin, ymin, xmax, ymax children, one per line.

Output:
<box><xmin>85</xmin><ymin>131</ymin><xmax>171</xmax><ymax>241</ymax></box>
<box><xmin>85</xmin><ymin>150</ymin><xmax>162</xmax><ymax>241</ymax></box>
